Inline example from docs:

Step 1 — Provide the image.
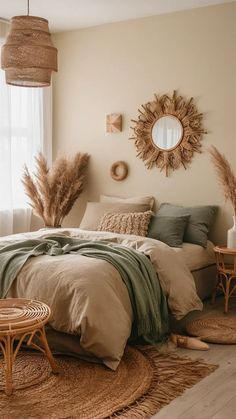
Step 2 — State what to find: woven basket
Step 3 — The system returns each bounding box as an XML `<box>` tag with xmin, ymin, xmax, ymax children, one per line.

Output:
<box><xmin>186</xmin><ymin>317</ymin><xmax>236</xmax><ymax>344</ymax></box>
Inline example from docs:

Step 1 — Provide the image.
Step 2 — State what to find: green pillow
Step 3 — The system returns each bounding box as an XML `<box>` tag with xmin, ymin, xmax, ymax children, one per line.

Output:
<box><xmin>157</xmin><ymin>203</ymin><xmax>218</xmax><ymax>248</ymax></box>
<box><xmin>147</xmin><ymin>215</ymin><xmax>190</xmax><ymax>247</ymax></box>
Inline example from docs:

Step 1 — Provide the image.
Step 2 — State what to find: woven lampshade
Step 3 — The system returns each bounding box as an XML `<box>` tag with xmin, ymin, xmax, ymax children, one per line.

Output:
<box><xmin>1</xmin><ymin>15</ymin><xmax>57</xmax><ymax>87</ymax></box>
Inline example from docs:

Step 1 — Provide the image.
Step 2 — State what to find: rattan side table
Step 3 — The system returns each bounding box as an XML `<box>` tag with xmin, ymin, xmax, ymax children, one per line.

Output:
<box><xmin>0</xmin><ymin>298</ymin><xmax>59</xmax><ymax>395</ymax></box>
<box><xmin>212</xmin><ymin>246</ymin><xmax>236</xmax><ymax>313</ymax></box>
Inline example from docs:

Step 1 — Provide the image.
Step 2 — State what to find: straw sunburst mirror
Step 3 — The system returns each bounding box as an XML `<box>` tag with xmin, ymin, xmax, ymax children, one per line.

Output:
<box><xmin>130</xmin><ymin>91</ymin><xmax>207</xmax><ymax>176</ymax></box>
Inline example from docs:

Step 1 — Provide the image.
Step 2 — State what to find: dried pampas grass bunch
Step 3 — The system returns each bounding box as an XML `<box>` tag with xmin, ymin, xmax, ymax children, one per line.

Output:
<box><xmin>209</xmin><ymin>146</ymin><xmax>236</xmax><ymax>215</ymax></box>
<box><xmin>22</xmin><ymin>152</ymin><xmax>90</xmax><ymax>227</ymax></box>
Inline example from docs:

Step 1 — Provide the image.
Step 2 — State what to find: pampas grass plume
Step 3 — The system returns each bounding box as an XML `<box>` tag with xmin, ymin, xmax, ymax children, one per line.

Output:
<box><xmin>209</xmin><ymin>146</ymin><xmax>236</xmax><ymax>215</ymax></box>
<box><xmin>22</xmin><ymin>152</ymin><xmax>90</xmax><ymax>227</ymax></box>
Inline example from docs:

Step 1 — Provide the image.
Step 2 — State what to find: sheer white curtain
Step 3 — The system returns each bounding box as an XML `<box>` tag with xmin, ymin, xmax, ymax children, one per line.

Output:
<box><xmin>0</xmin><ymin>21</ymin><xmax>52</xmax><ymax>236</ymax></box>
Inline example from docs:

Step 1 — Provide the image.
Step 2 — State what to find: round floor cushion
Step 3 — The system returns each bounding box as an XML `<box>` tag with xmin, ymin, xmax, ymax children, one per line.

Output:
<box><xmin>186</xmin><ymin>317</ymin><xmax>236</xmax><ymax>344</ymax></box>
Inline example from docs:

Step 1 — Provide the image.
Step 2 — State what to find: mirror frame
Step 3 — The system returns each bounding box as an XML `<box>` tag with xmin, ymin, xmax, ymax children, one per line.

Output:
<box><xmin>130</xmin><ymin>91</ymin><xmax>207</xmax><ymax>176</ymax></box>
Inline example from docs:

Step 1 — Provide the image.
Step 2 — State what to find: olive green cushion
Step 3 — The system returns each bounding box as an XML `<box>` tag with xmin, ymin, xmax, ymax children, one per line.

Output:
<box><xmin>157</xmin><ymin>203</ymin><xmax>218</xmax><ymax>248</ymax></box>
<box><xmin>147</xmin><ymin>215</ymin><xmax>190</xmax><ymax>247</ymax></box>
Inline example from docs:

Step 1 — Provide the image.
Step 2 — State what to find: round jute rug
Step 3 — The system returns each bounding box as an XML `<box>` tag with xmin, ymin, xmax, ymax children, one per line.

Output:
<box><xmin>0</xmin><ymin>346</ymin><xmax>217</xmax><ymax>419</ymax></box>
<box><xmin>186</xmin><ymin>317</ymin><xmax>236</xmax><ymax>344</ymax></box>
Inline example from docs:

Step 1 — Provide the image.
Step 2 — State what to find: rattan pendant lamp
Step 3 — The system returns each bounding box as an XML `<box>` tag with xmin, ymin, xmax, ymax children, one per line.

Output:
<box><xmin>1</xmin><ymin>0</ymin><xmax>57</xmax><ymax>87</ymax></box>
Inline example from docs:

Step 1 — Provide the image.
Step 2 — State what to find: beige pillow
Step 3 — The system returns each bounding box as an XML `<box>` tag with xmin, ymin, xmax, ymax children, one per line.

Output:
<box><xmin>100</xmin><ymin>194</ymin><xmax>155</xmax><ymax>210</ymax></box>
<box><xmin>79</xmin><ymin>202</ymin><xmax>150</xmax><ymax>231</ymax></box>
<box><xmin>97</xmin><ymin>211</ymin><xmax>152</xmax><ymax>236</ymax></box>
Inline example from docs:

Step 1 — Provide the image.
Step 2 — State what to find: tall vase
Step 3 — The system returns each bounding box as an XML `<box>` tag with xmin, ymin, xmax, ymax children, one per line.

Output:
<box><xmin>227</xmin><ymin>215</ymin><xmax>236</xmax><ymax>248</ymax></box>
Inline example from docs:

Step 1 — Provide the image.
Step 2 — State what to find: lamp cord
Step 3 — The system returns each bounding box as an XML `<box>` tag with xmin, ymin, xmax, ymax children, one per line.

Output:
<box><xmin>27</xmin><ymin>0</ymin><xmax>30</xmax><ymax>15</ymax></box>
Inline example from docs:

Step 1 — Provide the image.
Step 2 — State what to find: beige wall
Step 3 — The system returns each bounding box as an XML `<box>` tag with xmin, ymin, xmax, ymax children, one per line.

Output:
<box><xmin>51</xmin><ymin>2</ymin><xmax>236</xmax><ymax>244</ymax></box>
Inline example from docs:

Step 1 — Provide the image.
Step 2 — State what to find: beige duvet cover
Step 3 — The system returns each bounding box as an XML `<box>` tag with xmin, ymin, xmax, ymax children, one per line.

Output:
<box><xmin>4</xmin><ymin>228</ymin><xmax>202</xmax><ymax>369</ymax></box>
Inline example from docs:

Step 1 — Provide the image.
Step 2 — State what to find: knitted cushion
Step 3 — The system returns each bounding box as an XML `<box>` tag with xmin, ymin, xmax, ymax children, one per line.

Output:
<box><xmin>97</xmin><ymin>211</ymin><xmax>152</xmax><ymax>237</ymax></box>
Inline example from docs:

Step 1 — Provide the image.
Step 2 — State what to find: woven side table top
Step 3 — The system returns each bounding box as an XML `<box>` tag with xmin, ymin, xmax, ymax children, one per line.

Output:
<box><xmin>0</xmin><ymin>298</ymin><xmax>50</xmax><ymax>335</ymax></box>
<box><xmin>0</xmin><ymin>298</ymin><xmax>58</xmax><ymax>396</ymax></box>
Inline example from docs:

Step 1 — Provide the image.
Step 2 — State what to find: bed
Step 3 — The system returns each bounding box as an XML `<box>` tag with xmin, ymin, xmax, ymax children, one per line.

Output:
<box><xmin>0</xmin><ymin>227</ymin><xmax>216</xmax><ymax>369</ymax></box>
<box><xmin>173</xmin><ymin>240</ymin><xmax>216</xmax><ymax>300</ymax></box>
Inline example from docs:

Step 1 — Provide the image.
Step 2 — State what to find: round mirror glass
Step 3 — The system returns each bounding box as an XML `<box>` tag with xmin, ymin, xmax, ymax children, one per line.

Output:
<box><xmin>151</xmin><ymin>115</ymin><xmax>183</xmax><ymax>150</ymax></box>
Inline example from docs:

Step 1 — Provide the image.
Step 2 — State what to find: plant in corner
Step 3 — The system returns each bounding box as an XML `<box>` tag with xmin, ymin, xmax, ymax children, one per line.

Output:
<box><xmin>209</xmin><ymin>145</ymin><xmax>236</xmax><ymax>247</ymax></box>
<box><xmin>22</xmin><ymin>152</ymin><xmax>90</xmax><ymax>228</ymax></box>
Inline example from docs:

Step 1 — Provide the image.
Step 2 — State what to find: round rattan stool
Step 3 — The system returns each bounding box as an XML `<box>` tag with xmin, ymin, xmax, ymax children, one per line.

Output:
<box><xmin>0</xmin><ymin>298</ymin><xmax>59</xmax><ymax>395</ymax></box>
<box><xmin>212</xmin><ymin>246</ymin><xmax>236</xmax><ymax>313</ymax></box>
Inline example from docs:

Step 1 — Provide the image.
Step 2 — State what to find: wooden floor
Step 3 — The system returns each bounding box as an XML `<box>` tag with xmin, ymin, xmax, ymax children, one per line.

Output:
<box><xmin>153</xmin><ymin>297</ymin><xmax>236</xmax><ymax>419</ymax></box>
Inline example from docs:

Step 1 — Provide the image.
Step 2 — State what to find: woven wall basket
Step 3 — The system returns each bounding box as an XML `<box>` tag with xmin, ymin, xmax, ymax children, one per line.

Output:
<box><xmin>1</xmin><ymin>15</ymin><xmax>58</xmax><ymax>87</ymax></box>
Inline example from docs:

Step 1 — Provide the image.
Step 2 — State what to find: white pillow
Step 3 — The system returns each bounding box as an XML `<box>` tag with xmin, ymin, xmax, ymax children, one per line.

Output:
<box><xmin>100</xmin><ymin>194</ymin><xmax>155</xmax><ymax>210</ymax></box>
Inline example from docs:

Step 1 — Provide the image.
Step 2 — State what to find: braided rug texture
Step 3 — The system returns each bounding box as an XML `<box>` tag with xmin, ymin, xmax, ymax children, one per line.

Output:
<box><xmin>0</xmin><ymin>346</ymin><xmax>217</xmax><ymax>419</ymax></box>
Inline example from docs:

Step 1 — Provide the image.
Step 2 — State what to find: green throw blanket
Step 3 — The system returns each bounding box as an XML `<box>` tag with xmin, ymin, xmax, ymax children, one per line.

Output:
<box><xmin>0</xmin><ymin>235</ymin><xmax>169</xmax><ymax>343</ymax></box>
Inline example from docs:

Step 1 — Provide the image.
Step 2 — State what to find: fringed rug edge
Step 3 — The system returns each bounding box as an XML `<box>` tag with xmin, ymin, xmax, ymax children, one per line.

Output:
<box><xmin>108</xmin><ymin>345</ymin><xmax>218</xmax><ymax>419</ymax></box>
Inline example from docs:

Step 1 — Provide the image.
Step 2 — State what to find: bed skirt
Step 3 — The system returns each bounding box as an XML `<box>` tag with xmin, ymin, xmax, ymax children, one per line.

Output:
<box><xmin>192</xmin><ymin>264</ymin><xmax>217</xmax><ymax>301</ymax></box>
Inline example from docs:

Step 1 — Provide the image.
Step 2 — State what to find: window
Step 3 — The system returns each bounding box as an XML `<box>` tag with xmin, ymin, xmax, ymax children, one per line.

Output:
<box><xmin>0</xmin><ymin>68</ymin><xmax>44</xmax><ymax>210</ymax></box>
<box><xmin>0</xmin><ymin>34</ymin><xmax>51</xmax><ymax>235</ymax></box>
